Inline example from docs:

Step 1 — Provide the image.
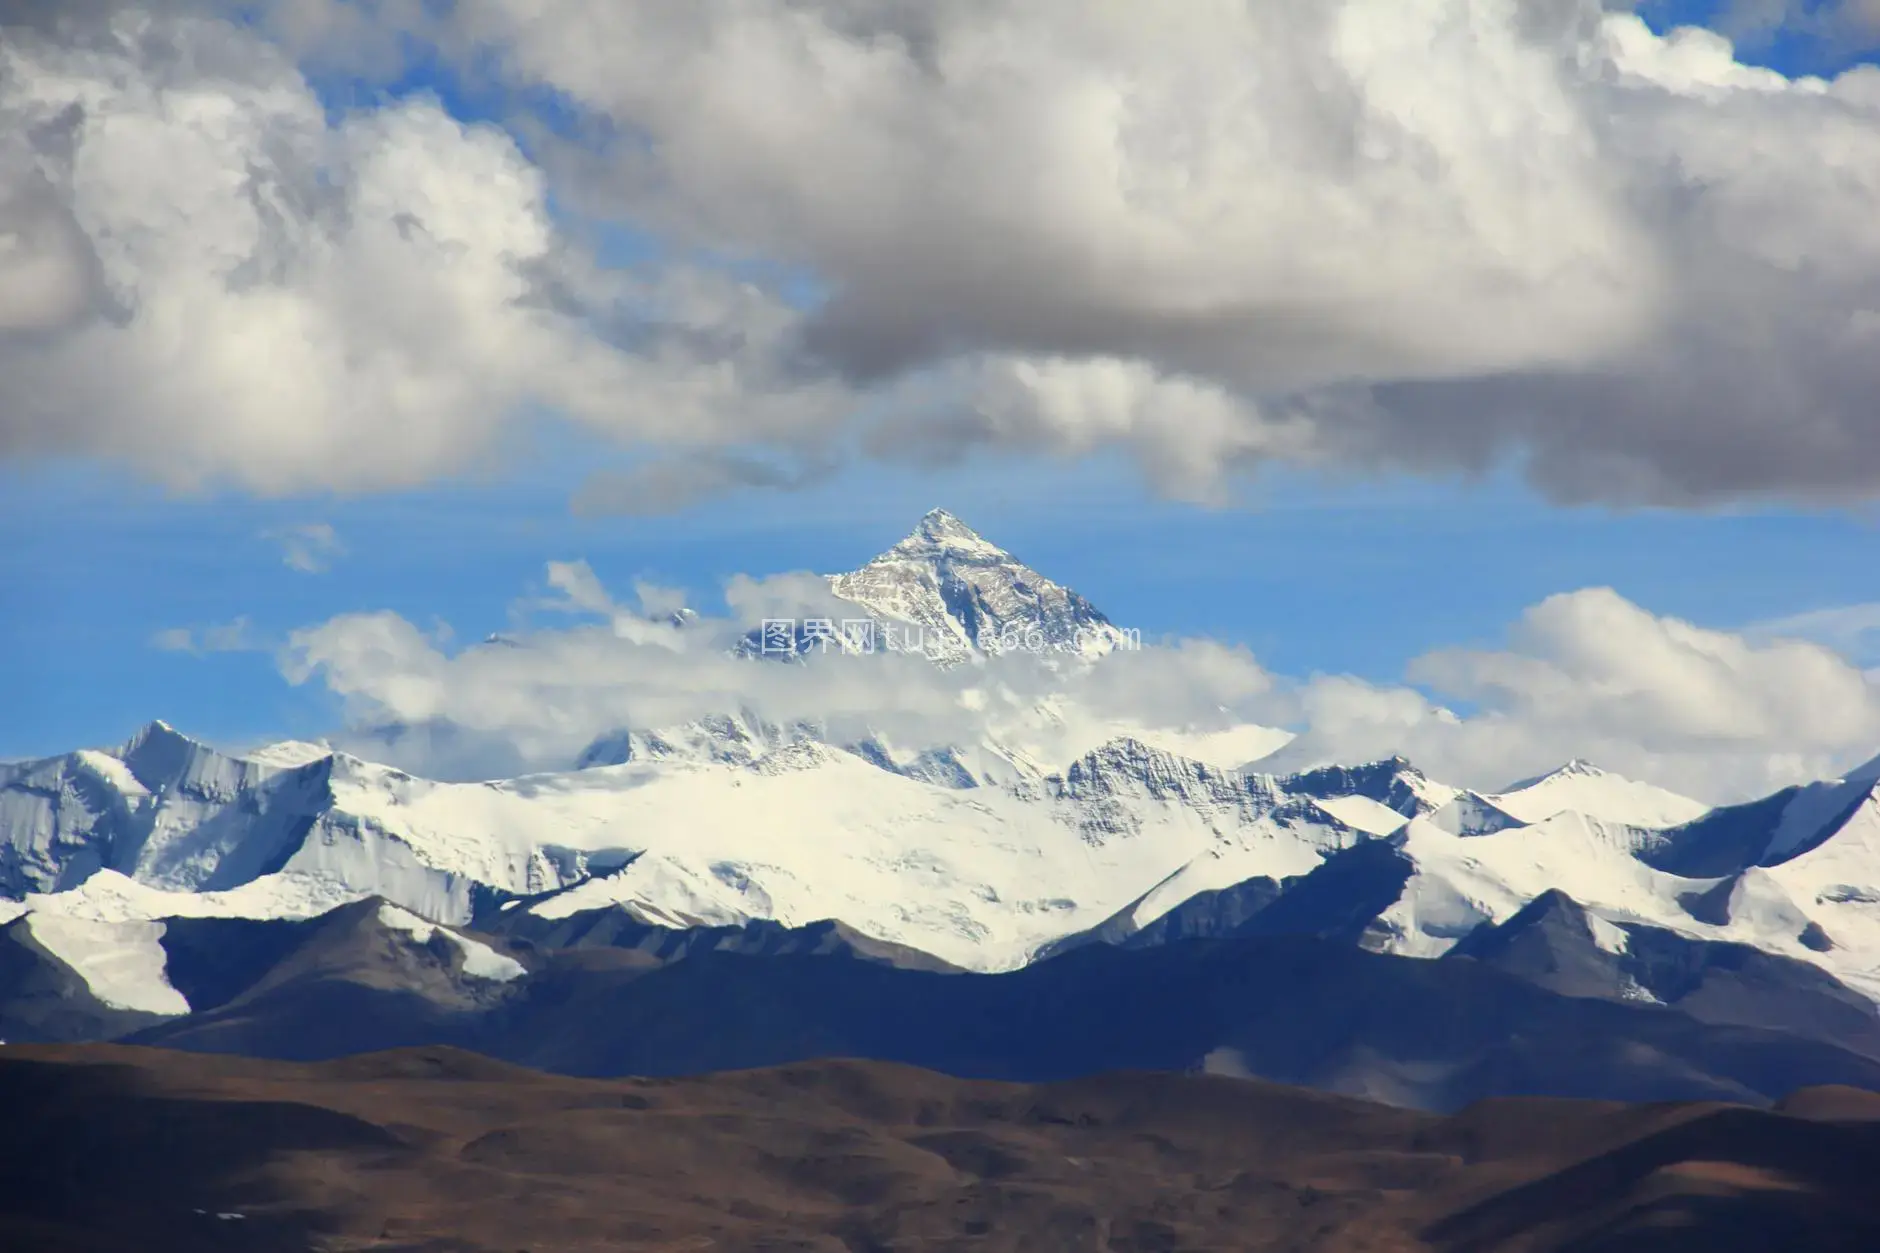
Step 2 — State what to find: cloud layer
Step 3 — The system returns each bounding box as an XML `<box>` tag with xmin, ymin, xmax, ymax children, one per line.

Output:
<box><xmin>273</xmin><ymin>558</ymin><xmax>1880</xmax><ymax>803</ymax></box>
<box><xmin>3</xmin><ymin>2</ymin><xmax>1880</xmax><ymax>506</ymax></box>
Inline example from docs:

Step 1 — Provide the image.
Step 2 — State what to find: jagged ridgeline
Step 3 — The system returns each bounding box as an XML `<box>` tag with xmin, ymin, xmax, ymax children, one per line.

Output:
<box><xmin>5</xmin><ymin>511</ymin><xmax>1880</xmax><ymax>1096</ymax></box>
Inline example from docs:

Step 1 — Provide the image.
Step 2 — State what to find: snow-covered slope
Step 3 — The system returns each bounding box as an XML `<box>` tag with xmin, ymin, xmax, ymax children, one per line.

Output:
<box><xmin>376</xmin><ymin>903</ymin><xmax>527</xmax><ymax>982</ymax></box>
<box><xmin>1488</xmin><ymin>759</ymin><xmax>1708</xmax><ymax>829</ymax></box>
<box><xmin>334</xmin><ymin>737</ymin><xmax>1380</xmax><ymax>970</ymax></box>
<box><xmin>1318</xmin><ymin>794</ymin><xmax>1880</xmax><ymax>1002</ymax></box>
<box><xmin>17</xmin><ymin>913</ymin><xmax>190</xmax><ymax>1015</ymax></box>
<box><xmin>832</xmin><ymin>507</ymin><xmax>1135</xmax><ymax>663</ymax></box>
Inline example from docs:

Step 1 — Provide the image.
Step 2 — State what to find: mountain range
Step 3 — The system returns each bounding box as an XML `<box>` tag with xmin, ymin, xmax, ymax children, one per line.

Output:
<box><xmin>6</xmin><ymin>509</ymin><xmax>1880</xmax><ymax>1113</ymax></box>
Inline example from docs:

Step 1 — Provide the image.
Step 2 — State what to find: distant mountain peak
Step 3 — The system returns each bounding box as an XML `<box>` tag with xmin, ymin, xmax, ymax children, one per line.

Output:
<box><xmin>1278</xmin><ymin>756</ymin><xmax>1456</xmax><ymax>823</ymax></box>
<box><xmin>1505</xmin><ymin>758</ymin><xmax>1609</xmax><ymax>790</ymax></box>
<box><xmin>817</xmin><ymin>509</ymin><xmax>1127</xmax><ymax>665</ymax></box>
<box><xmin>119</xmin><ymin>718</ymin><xmax>194</xmax><ymax>760</ymax></box>
<box><xmin>1282</xmin><ymin>755</ymin><xmax>1428</xmax><ymax>791</ymax></box>
<box><xmin>1488</xmin><ymin>758</ymin><xmax>1706</xmax><ymax>830</ymax></box>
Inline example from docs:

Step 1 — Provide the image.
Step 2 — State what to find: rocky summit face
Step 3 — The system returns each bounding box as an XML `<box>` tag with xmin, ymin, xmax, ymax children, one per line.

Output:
<box><xmin>743</xmin><ymin>508</ymin><xmax>1134</xmax><ymax>664</ymax></box>
<box><xmin>833</xmin><ymin>508</ymin><xmax>1133</xmax><ymax>663</ymax></box>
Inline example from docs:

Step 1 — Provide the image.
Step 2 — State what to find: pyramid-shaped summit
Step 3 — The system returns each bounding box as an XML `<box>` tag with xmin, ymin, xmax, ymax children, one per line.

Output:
<box><xmin>887</xmin><ymin>508</ymin><xmax>1009</xmax><ymax>560</ymax></box>
<box><xmin>817</xmin><ymin>509</ymin><xmax>1135</xmax><ymax>664</ymax></box>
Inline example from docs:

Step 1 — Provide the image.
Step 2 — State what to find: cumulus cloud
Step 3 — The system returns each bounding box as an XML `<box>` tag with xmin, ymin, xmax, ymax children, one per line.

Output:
<box><xmin>263</xmin><ymin>522</ymin><xmax>345</xmax><ymax>573</ymax></box>
<box><xmin>0</xmin><ymin>163</ymin><xmax>107</xmax><ymax>335</ymax></box>
<box><xmin>6</xmin><ymin>2</ymin><xmax>1880</xmax><ymax>508</ymax></box>
<box><xmin>444</xmin><ymin>0</ymin><xmax>1880</xmax><ymax>505</ymax></box>
<box><xmin>276</xmin><ymin>560</ymin><xmax>1285</xmax><ymax>779</ymax></box>
<box><xmin>0</xmin><ymin>7</ymin><xmax>844</xmax><ymax>494</ymax></box>
<box><xmin>1264</xmin><ymin>588</ymin><xmax>1880</xmax><ymax>799</ymax></box>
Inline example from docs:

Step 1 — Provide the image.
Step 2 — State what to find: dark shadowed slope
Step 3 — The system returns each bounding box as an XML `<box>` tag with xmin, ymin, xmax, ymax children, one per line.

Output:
<box><xmin>1443</xmin><ymin>889</ymin><xmax>1880</xmax><ymax>1058</ymax></box>
<box><xmin>479</xmin><ymin>901</ymin><xmax>965</xmax><ymax>972</ymax></box>
<box><xmin>130</xmin><ymin>926</ymin><xmax>1880</xmax><ymax>1112</ymax></box>
<box><xmin>130</xmin><ymin>898</ymin><xmax>531</xmax><ymax>1060</ymax></box>
<box><xmin>4</xmin><ymin>1044</ymin><xmax>1880</xmax><ymax>1253</ymax></box>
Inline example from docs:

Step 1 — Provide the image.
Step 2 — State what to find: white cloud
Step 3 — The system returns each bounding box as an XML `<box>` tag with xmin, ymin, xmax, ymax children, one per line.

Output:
<box><xmin>439</xmin><ymin>0</ymin><xmax>1880</xmax><ymax>505</ymax></box>
<box><xmin>271</xmin><ymin>559</ymin><xmax>1880</xmax><ymax>802</ymax></box>
<box><xmin>0</xmin><ymin>165</ymin><xmax>103</xmax><ymax>334</ymax></box>
<box><xmin>276</xmin><ymin>561</ymin><xmax>1284</xmax><ymax>779</ymax></box>
<box><xmin>0</xmin><ymin>8</ymin><xmax>845</xmax><ymax>495</ymax></box>
<box><xmin>264</xmin><ymin>523</ymin><xmax>345</xmax><ymax>573</ymax></box>
<box><xmin>1265</xmin><ymin>588</ymin><xmax>1880</xmax><ymax>799</ymax></box>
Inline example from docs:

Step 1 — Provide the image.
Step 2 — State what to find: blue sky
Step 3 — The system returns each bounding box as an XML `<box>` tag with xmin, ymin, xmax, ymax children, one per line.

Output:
<box><xmin>7</xmin><ymin>2</ymin><xmax>1880</xmax><ymax>769</ymax></box>
<box><xmin>1644</xmin><ymin>0</ymin><xmax>1880</xmax><ymax>73</ymax></box>
<box><xmin>10</xmin><ymin>438</ymin><xmax>1880</xmax><ymax>761</ymax></box>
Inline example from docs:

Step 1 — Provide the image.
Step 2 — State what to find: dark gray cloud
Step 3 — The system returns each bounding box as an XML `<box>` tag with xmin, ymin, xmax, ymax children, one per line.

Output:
<box><xmin>432</xmin><ymin>0</ymin><xmax>1880</xmax><ymax>506</ymax></box>
<box><xmin>572</xmin><ymin>450</ymin><xmax>841</xmax><ymax>517</ymax></box>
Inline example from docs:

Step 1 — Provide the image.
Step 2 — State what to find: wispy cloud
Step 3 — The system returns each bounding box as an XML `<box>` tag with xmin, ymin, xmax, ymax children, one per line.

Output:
<box><xmin>151</xmin><ymin>617</ymin><xmax>257</xmax><ymax>656</ymax></box>
<box><xmin>1746</xmin><ymin>602</ymin><xmax>1880</xmax><ymax>665</ymax></box>
<box><xmin>263</xmin><ymin>523</ymin><xmax>346</xmax><ymax>575</ymax></box>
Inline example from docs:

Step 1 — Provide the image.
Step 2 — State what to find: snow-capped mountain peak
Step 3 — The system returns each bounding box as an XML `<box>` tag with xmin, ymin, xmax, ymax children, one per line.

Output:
<box><xmin>823</xmin><ymin>509</ymin><xmax>1133</xmax><ymax>664</ymax></box>
<box><xmin>888</xmin><ymin>507</ymin><xmax>1012</xmax><ymax>561</ymax></box>
<box><xmin>1488</xmin><ymin>760</ymin><xmax>1706</xmax><ymax>830</ymax></box>
<box><xmin>1502</xmin><ymin>758</ymin><xmax>1607</xmax><ymax>789</ymax></box>
<box><xmin>1279</xmin><ymin>756</ymin><xmax>1459</xmax><ymax>816</ymax></box>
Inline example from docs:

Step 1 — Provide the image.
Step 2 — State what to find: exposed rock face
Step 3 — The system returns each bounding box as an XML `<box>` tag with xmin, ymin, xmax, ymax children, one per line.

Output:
<box><xmin>1281</xmin><ymin>756</ymin><xmax>1457</xmax><ymax>819</ymax></box>
<box><xmin>827</xmin><ymin>508</ymin><xmax>1132</xmax><ymax>664</ymax></box>
<box><xmin>730</xmin><ymin>507</ymin><xmax>1131</xmax><ymax>665</ymax></box>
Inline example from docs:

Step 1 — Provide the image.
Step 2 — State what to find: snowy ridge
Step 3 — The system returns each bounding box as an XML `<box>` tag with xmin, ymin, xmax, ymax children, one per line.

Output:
<box><xmin>240</xmin><ymin>739</ymin><xmax>336</xmax><ymax>770</ymax></box>
<box><xmin>0</xmin><ymin>721</ymin><xmax>339</xmax><ymax>899</ymax></box>
<box><xmin>8</xmin><ymin>716</ymin><xmax>1880</xmax><ymax>997</ymax></box>
<box><xmin>0</xmin><ymin>721</ymin><xmax>1393</xmax><ymax>971</ymax></box>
